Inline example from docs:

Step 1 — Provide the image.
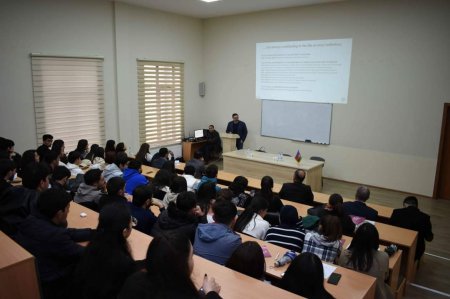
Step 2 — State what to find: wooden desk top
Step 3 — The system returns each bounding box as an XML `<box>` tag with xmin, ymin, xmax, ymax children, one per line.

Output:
<box><xmin>68</xmin><ymin>202</ymin><xmax>303</xmax><ymax>298</ymax></box>
<box><xmin>238</xmin><ymin>233</ymin><xmax>376</xmax><ymax>299</ymax></box>
<box><xmin>223</xmin><ymin>150</ymin><xmax>324</xmax><ymax>171</ymax></box>
<box><xmin>0</xmin><ymin>231</ymin><xmax>34</xmax><ymax>269</ymax></box>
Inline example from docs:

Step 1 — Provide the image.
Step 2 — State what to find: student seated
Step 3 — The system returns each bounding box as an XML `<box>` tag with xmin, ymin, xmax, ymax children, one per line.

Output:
<box><xmin>229</xmin><ymin>176</ymin><xmax>252</xmax><ymax>208</ymax></box>
<box><xmin>105</xmin><ymin>139</ymin><xmax>116</xmax><ymax>155</ymax></box>
<box><xmin>279</xmin><ymin>252</ymin><xmax>334</xmax><ymax>299</ymax></box>
<box><xmin>36</xmin><ymin>134</ymin><xmax>53</xmax><ymax>161</ymax></box>
<box><xmin>92</xmin><ymin>146</ymin><xmax>106</xmax><ymax>170</ymax></box>
<box><xmin>51</xmin><ymin>139</ymin><xmax>68</xmax><ymax>165</ymax></box>
<box><xmin>151</xmin><ymin>169</ymin><xmax>172</xmax><ymax>200</ymax></box>
<box><xmin>308</xmin><ymin>193</ymin><xmax>355</xmax><ymax>236</ymax></box>
<box><xmin>150</xmin><ymin>147</ymin><xmax>174</xmax><ymax>169</ymax></box>
<box><xmin>0</xmin><ymin>162</ymin><xmax>50</xmax><ymax>236</ymax></box>
<box><xmin>50</xmin><ymin>165</ymin><xmax>71</xmax><ymax>192</ymax></box>
<box><xmin>75</xmin><ymin>139</ymin><xmax>89</xmax><ymax>159</ymax></box>
<box><xmin>66</xmin><ymin>151</ymin><xmax>84</xmax><ymax>176</ymax></box>
<box><xmin>257</xmin><ymin>176</ymin><xmax>283</xmax><ymax>225</ymax></box>
<box><xmin>389</xmin><ymin>196</ymin><xmax>433</xmax><ymax>261</ymax></box>
<box><xmin>339</xmin><ymin>223</ymin><xmax>394</xmax><ymax>299</ymax></box>
<box><xmin>194</xmin><ymin>200</ymin><xmax>241</xmax><ymax>265</ymax></box>
<box><xmin>302</xmin><ymin>215</ymin><xmax>343</xmax><ymax>263</ymax></box>
<box><xmin>196</xmin><ymin>182</ymin><xmax>217</xmax><ymax>223</ymax></box>
<box><xmin>17</xmin><ymin>149</ymin><xmax>39</xmax><ymax>178</ymax></box>
<box><xmin>195</xmin><ymin>164</ymin><xmax>221</xmax><ymax>192</ymax></box>
<box><xmin>74</xmin><ymin>169</ymin><xmax>106</xmax><ymax>210</ymax></box>
<box><xmin>128</xmin><ymin>185</ymin><xmax>163</xmax><ymax>235</ymax></box>
<box><xmin>182</xmin><ymin>165</ymin><xmax>199</xmax><ymax>192</ymax></box>
<box><xmin>234</xmin><ymin>196</ymin><xmax>270</xmax><ymax>240</ymax></box>
<box><xmin>225</xmin><ymin>241</ymin><xmax>265</xmax><ymax>280</ymax></box>
<box><xmin>152</xmin><ymin>191</ymin><xmax>199</xmax><ymax>243</ymax></box>
<box><xmin>135</xmin><ymin>143</ymin><xmax>152</xmax><ymax>166</ymax></box>
<box><xmin>43</xmin><ymin>150</ymin><xmax>60</xmax><ymax>172</ymax></box>
<box><xmin>104</xmin><ymin>152</ymin><xmax>128</xmax><ymax>182</ymax></box>
<box><xmin>279</xmin><ymin>169</ymin><xmax>314</xmax><ymax>205</ymax></box>
<box><xmin>265</xmin><ymin>205</ymin><xmax>306</xmax><ymax>252</ymax></box>
<box><xmin>71</xmin><ymin>203</ymin><xmax>140</xmax><ymax>299</ymax></box>
<box><xmin>343</xmin><ymin>186</ymin><xmax>378</xmax><ymax>221</ymax></box>
<box><xmin>123</xmin><ymin>159</ymin><xmax>149</xmax><ymax>195</ymax></box>
<box><xmin>163</xmin><ymin>176</ymin><xmax>187</xmax><ymax>208</ymax></box>
<box><xmin>14</xmin><ymin>189</ymin><xmax>94</xmax><ymax>299</ymax></box>
<box><xmin>0</xmin><ymin>158</ymin><xmax>15</xmax><ymax>194</ymax></box>
<box><xmin>119</xmin><ymin>232</ymin><xmax>222</xmax><ymax>299</ymax></box>
<box><xmin>186</xmin><ymin>150</ymin><xmax>205</xmax><ymax>179</ymax></box>
<box><xmin>115</xmin><ymin>142</ymin><xmax>127</xmax><ymax>153</ymax></box>
<box><xmin>98</xmin><ymin>177</ymin><xmax>128</xmax><ymax>210</ymax></box>
<box><xmin>84</xmin><ymin>143</ymin><xmax>99</xmax><ymax>162</ymax></box>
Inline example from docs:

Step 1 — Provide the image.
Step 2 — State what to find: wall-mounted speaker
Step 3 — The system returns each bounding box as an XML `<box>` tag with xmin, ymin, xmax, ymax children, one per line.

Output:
<box><xmin>199</xmin><ymin>82</ymin><xmax>206</xmax><ymax>97</ymax></box>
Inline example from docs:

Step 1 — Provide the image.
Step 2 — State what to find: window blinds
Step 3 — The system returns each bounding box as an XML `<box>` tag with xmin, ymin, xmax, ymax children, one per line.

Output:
<box><xmin>31</xmin><ymin>55</ymin><xmax>105</xmax><ymax>151</ymax></box>
<box><xmin>137</xmin><ymin>60</ymin><xmax>184</xmax><ymax>147</ymax></box>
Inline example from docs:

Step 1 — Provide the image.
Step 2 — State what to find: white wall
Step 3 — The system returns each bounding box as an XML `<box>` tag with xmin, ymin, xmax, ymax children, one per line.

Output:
<box><xmin>201</xmin><ymin>0</ymin><xmax>450</xmax><ymax>196</ymax></box>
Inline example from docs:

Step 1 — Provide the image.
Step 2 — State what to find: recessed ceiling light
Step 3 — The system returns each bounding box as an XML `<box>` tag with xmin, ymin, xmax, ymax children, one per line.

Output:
<box><xmin>200</xmin><ymin>0</ymin><xmax>221</xmax><ymax>3</ymax></box>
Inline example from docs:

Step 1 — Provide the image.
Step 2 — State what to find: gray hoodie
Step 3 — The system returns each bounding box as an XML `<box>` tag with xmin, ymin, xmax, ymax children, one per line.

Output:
<box><xmin>74</xmin><ymin>183</ymin><xmax>102</xmax><ymax>204</ymax></box>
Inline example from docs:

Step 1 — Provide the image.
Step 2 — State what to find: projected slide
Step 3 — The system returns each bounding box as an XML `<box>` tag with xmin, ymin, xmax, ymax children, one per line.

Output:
<box><xmin>256</xmin><ymin>38</ymin><xmax>352</xmax><ymax>104</ymax></box>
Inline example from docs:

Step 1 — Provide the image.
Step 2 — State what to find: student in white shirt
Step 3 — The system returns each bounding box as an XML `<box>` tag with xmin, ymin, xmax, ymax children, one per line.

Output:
<box><xmin>182</xmin><ymin>165</ymin><xmax>199</xmax><ymax>192</ymax></box>
<box><xmin>66</xmin><ymin>151</ymin><xmax>84</xmax><ymax>176</ymax></box>
<box><xmin>234</xmin><ymin>196</ymin><xmax>270</xmax><ymax>240</ymax></box>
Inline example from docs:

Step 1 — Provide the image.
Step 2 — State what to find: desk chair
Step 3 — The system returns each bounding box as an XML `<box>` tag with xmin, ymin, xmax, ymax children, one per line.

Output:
<box><xmin>310</xmin><ymin>156</ymin><xmax>325</xmax><ymax>187</ymax></box>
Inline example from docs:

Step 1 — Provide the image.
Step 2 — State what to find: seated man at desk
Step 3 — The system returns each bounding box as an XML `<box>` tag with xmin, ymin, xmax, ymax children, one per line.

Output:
<box><xmin>202</xmin><ymin>125</ymin><xmax>222</xmax><ymax>164</ymax></box>
<box><xmin>389</xmin><ymin>196</ymin><xmax>433</xmax><ymax>261</ymax></box>
<box><xmin>343</xmin><ymin>186</ymin><xmax>378</xmax><ymax>221</ymax></box>
<box><xmin>279</xmin><ymin>169</ymin><xmax>314</xmax><ymax>205</ymax></box>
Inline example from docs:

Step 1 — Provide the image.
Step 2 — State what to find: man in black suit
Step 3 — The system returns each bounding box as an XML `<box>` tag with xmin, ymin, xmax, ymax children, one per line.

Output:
<box><xmin>389</xmin><ymin>196</ymin><xmax>433</xmax><ymax>261</ymax></box>
<box><xmin>279</xmin><ymin>169</ymin><xmax>314</xmax><ymax>205</ymax></box>
<box><xmin>342</xmin><ymin>186</ymin><xmax>378</xmax><ymax>221</ymax></box>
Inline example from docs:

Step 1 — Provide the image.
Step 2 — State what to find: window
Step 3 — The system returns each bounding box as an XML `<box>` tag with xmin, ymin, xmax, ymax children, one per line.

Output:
<box><xmin>31</xmin><ymin>55</ymin><xmax>105</xmax><ymax>150</ymax></box>
<box><xmin>137</xmin><ymin>60</ymin><xmax>184</xmax><ymax>147</ymax></box>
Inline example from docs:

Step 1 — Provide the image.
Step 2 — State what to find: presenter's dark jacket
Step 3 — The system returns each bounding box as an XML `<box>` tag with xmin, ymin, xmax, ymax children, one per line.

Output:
<box><xmin>279</xmin><ymin>182</ymin><xmax>314</xmax><ymax>205</ymax></box>
<box><xmin>226</xmin><ymin>121</ymin><xmax>248</xmax><ymax>142</ymax></box>
<box><xmin>342</xmin><ymin>201</ymin><xmax>378</xmax><ymax>221</ymax></box>
<box><xmin>389</xmin><ymin>206</ymin><xmax>433</xmax><ymax>260</ymax></box>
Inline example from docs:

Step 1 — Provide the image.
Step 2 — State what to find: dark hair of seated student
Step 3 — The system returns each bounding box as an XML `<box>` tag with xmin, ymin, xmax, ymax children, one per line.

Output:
<box><xmin>346</xmin><ymin>223</ymin><xmax>380</xmax><ymax>272</ymax></box>
<box><xmin>0</xmin><ymin>159</ymin><xmax>15</xmax><ymax>192</ymax></box>
<box><xmin>51</xmin><ymin>166</ymin><xmax>71</xmax><ymax>191</ymax></box>
<box><xmin>319</xmin><ymin>214</ymin><xmax>343</xmax><ymax>242</ymax></box>
<box><xmin>135</xmin><ymin>143</ymin><xmax>150</xmax><ymax>165</ymax></box>
<box><xmin>71</xmin><ymin>203</ymin><xmax>138</xmax><ymax>299</ymax></box>
<box><xmin>105</xmin><ymin>150</ymin><xmax>116</xmax><ymax>164</ymax></box>
<box><xmin>75</xmin><ymin>139</ymin><xmax>89</xmax><ymax>156</ymax></box>
<box><xmin>234</xmin><ymin>195</ymin><xmax>268</xmax><ymax>233</ymax></box>
<box><xmin>22</xmin><ymin>162</ymin><xmax>51</xmax><ymax>191</ymax></box>
<box><xmin>225</xmin><ymin>241</ymin><xmax>265</xmax><ymax>280</ymax></box>
<box><xmin>204</xmin><ymin>164</ymin><xmax>218</xmax><ymax>178</ymax></box>
<box><xmin>279</xmin><ymin>252</ymin><xmax>334</xmax><ymax>299</ymax></box>
<box><xmin>162</xmin><ymin>160</ymin><xmax>176</xmax><ymax>174</ymax></box>
<box><xmin>18</xmin><ymin>149</ymin><xmax>38</xmax><ymax>178</ymax></box>
<box><xmin>51</xmin><ymin>139</ymin><xmax>67</xmax><ymax>164</ymax></box>
<box><xmin>85</xmin><ymin>144</ymin><xmax>99</xmax><ymax>162</ymax></box>
<box><xmin>43</xmin><ymin>150</ymin><xmax>60</xmax><ymax>172</ymax></box>
<box><xmin>197</xmin><ymin>181</ymin><xmax>216</xmax><ymax>222</ymax></box>
<box><xmin>98</xmin><ymin>177</ymin><xmax>127</xmax><ymax>210</ymax></box>
<box><xmin>105</xmin><ymin>139</ymin><xmax>116</xmax><ymax>153</ymax></box>
<box><xmin>184</xmin><ymin>165</ymin><xmax>195</xmax><ymax>176</ymax></box>
<box><xmin>68</xmin><ymin>151</ymin><xmax>82</xmax><ymax>164</ymax></box>
<box><xmin>216</xmin><ymin>188</ymin><xmax>233</xmax><ymax>202</ymax></box>
<box><xmin>151</xmin><ymin>169</ymin><xmax>172</xmax><ymax>200</ymax></box>
<box><xmin>259</xmin><ymin>175</ymin><xmax>283</xmax><ymax>212</ymax></box>
<box><xmin>118</xmin><ymin>231</ymin><xmax>221</xmax><ymax>299</ymax></box>
<box><xmin>116</xmin><ymin>142</ymin><xmax>126</xmax><ymax>153</ymax></box>
<box><xmin>94</xmin><ymin>146</ymin><xmax>105</xmax><ymax>160</ymax></box>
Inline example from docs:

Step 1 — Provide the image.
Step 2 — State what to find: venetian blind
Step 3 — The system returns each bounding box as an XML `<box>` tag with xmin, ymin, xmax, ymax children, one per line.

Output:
<box><xmin>137</xmin><ymin>60</ymin><xmax>184</xmax><ymax>147</ymax></box>
<box><xmin>31</xmin><ymin>55</ymin><xmax>105</xmax><ymax>150</ymax></box>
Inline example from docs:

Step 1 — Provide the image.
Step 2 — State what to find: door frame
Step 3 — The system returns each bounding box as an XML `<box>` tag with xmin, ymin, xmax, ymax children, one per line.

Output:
<box><xmin>433</xmin><ymin>103</ymin><xmax>450</xmax><ymax>199</ymax></box>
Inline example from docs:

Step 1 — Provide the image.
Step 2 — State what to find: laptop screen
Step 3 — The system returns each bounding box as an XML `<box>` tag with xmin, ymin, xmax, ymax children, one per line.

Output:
<box><xmin>194</xmin><ymin>129</ymin><xmax>204</xmax><ymax>138</ymax></box>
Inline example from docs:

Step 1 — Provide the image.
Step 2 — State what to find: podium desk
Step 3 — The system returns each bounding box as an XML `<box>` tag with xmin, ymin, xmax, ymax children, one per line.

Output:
<box><xmin>182</xmin><ymin>140</ymin><xmax>206</xmax><ymax>162</ymax></box>
<box><xmin>220</xmin><ymin>133</ymin><xmax>240</xmax><ymax>153</ymax></box>
<box><xmin>223</xmin><ymin>150</ymin><xmax>324</xmax><ymax>192</ymax></box>
<box><xmin>68</xmin><ymin>202</ymin><xmax>304</xmax><ymax>298</ymax></box>
<box><xmin>0</xmin><ymin>231</ymin><xmax>41</xmax><ymax>299</ymax></box>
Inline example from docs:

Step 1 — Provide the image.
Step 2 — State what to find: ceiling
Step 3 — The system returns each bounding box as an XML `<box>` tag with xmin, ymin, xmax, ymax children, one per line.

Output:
<box><xmin>114</xmin><ymin>0</ymin><xmax>343</xmax><ymax>19</ymax></box>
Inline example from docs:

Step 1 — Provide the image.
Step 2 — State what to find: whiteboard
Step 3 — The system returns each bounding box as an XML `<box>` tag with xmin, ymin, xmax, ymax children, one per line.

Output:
<box><xmin>261</xmin><ymin>100</ymin><xmax>332</xmax><ymax>144</ymax></box>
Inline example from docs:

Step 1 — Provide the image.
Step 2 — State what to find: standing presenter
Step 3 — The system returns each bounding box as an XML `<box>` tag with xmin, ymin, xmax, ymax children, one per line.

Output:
<box><xmin>226</xmin><ymin>113</ymin><xmax>248</xmax><ymax>150</ymax></box>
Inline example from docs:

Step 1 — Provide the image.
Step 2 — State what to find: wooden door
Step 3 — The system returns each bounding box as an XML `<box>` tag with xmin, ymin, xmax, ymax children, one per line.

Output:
<box><xmin>434</xmin><ymin>103</ymin><xmax>450</xmax><ymax>199</ymax></box>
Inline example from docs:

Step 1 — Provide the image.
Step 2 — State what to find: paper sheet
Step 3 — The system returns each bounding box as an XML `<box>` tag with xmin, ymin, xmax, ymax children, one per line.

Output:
<box><xmin>322</xmin><ymin>263</ymin><xmax>337</xmax><ymax>279</ymax></box>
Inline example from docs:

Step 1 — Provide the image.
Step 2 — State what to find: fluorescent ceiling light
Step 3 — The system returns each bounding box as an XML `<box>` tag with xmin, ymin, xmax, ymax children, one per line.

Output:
<box><xmin>200</xmin><ymin>0</ymin><xmax>221</xmax><ymax>3</ymax></box>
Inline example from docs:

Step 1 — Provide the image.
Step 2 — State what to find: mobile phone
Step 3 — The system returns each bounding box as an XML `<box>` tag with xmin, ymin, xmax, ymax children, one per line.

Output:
<box><xmin>327</xmin><ymin>273</ymin><xmax>342</xmax><ymax>285</ymax></box>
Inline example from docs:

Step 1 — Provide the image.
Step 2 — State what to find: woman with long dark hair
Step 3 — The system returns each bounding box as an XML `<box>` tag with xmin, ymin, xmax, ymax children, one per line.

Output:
<box><xmin>339</xmin><ymin>223</ymin><xmax>394</xmax><ymax>299</ymax></box>
<box><xmin>75</xmin><ymin>139</ymin><xmax>89</xmax><ymax>159</ymax></box>
<box><xmin>85</xmin><ymin>144</ymin><xmax>99</xmax><ymax>162</ymax></box>
<box><xmin>72</xmin><ymin>203</ymin><xmax>139</xmax><ymax>298</ymax></box>
<box><xmin>234</xmin><ymin>195</ymin><xmax>269</xmax><ymax>240</ymax></box>
<box><xmin>51</xmin><ymin>139</ymin><xmax>68</xmax><ymax>164</ymax></box>
<box><xmin>257</xmin><ymin>175</ymin><xmax>283</xmax><ymax>225</ymax></box>
<box><xmin>135</xmin><ymin>143</ymin><xmax>152</xmax><ymax>166</ymax></box>
<box><xmin>105</xmin><ymin>140</ymin><xmax>116</xmax><ymax>153</ymax></box>
<box><xmin>17</xmin><ymin>149</ymin><xmax>39</xmax><ymax>178</ymax></box>
<box><xmin>279</xmin><ymin>252</ymin><xmax>334</xmax><ymax>299</ymax></box>
<box><xmin>226</xmin><ymin>241</ymin><xmax>265</xmax><ymax>280</ymax></box>
<box><xmin>229</xmin><ymin>176</ymin><xmax>251</xmax><ymax>208</ymax></box>
<box><xmin>118</xmin><ymin>232</ymin><xmax>221</xmax><ymax>299</ymax></box>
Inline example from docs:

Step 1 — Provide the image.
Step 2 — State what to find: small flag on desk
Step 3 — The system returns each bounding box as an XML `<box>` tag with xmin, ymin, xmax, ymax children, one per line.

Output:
<box><xmin>294</xmin><ymin>149</ymin><xmax>302</xmax><ymax>163</ymax></box>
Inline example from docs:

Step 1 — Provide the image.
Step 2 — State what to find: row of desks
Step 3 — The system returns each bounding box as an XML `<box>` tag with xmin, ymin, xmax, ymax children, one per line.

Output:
<box><xmin>69</xmin><ymin>202</ymin><xmax>376</xmax><ymax>299</ymax></box>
